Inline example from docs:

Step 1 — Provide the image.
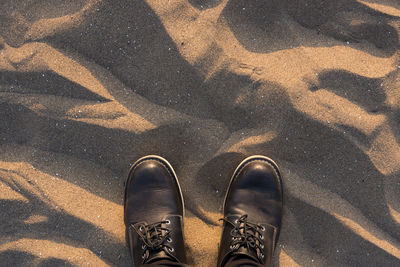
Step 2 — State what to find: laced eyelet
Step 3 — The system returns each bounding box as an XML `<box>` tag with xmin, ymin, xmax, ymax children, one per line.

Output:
<box><xmin>234</xmin><ymin>219</ymin><xmax>238</xmax><ymax>224</ymax></box>
<box><xmin>260</xmin><ymin>234</ymin><xmax>264</xmax><ymax>240</ymax></box>
<box><xmin>167</xmin><ymin>237</ymin><xmax>172</xmax><ymax>243</ymax></box>
<box><xmin>142</xmin><ymin>253</ymin><xmax>146</xmax><ymax>259</ymax></box>
<box><xmin>139</xmin><ymin>225</ymin><xmax>145</xmax><ymax>231</ymax></box>
<box><xmin>141</xmin><ymin>244</ymin><xmax>146</xmax><ymax>250</ymax></box>
<box><xmin>230</xmin><ymin>244</ymin><xmax>235</xmax><ymax>250</ymax></box>
<box><xmin>260</xmin><ymin>244</ymin><xmax>264</xmax><ymax>249</ymax></box>
<box><xmin>168</xmin><ymin>247</ymin><xmax>174</xmax><ymax>252</ymax></box>
<box><xmin>260</xmin><ymin>226</ymin><xmax>266</xmax><ymax>231</ymax></box>
<box><xmin>165</xmin><ymin>220</ymin><xmax>171</xmax><ymax>225</ymax></box>
<box><xmin>260</xmin><ymin>253</ymin><xmax>264</xmax><ymax>259</ymax></box>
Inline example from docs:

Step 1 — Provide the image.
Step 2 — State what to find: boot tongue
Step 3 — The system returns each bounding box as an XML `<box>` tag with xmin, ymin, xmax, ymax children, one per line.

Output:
<box><xmin>231</xmin><ymin>246</ymin><xmax>260</xmax><ymax>263</ymax></box>
<box><xmin>146</xmin><ymin>248</ymin><xmax>177</xmax><ymax>264</ymax></box>
<box><xmin>227</xmin><ymin>215</ymin><xmax>264</xmax><ymax>264</ymax></box>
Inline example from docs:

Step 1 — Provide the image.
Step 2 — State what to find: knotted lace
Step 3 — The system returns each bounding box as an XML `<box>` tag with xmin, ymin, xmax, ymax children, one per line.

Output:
<box><xmin>132</xmin><ymin>220</ymin><xmax>174</xmax><ymax>263</ymax></box>
<box><xmin>220</xmin><ymin>215</ymin><xmax>266</xmax><ymax>262</ymax></box>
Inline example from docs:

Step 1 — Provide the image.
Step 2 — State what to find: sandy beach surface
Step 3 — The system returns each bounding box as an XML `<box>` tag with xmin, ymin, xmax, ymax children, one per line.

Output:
<box><xmin>1</xmin><ymin>0</ymin><xmax>400</xmax><ymax>266</ymax></box>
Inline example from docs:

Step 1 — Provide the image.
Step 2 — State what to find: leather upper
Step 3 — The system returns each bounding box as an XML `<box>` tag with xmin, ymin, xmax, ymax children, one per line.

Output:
<box><xmin>124</xmin><ymin>157</ymin><xmax>186</xmax><ymax>266</ymax></box>
<box><xmin>218</xmin><ymin>157</ymin><xmax>283</xmax><ymax>267</ymax></box>
<box><xmin>127</xmin><ymin>215</ymin><xmax>186</xmax><ymax>265</ymax></box>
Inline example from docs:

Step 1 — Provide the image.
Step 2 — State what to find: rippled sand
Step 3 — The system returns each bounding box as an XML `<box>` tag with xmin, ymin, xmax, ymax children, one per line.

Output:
<box><xmin>1</xmin><ymin>0</ymin><xmax>400</xmax><ymax>266</ymax></box>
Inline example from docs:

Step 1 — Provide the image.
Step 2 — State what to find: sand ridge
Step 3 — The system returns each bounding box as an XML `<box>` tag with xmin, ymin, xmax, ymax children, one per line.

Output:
<box><xmin>1</xmin><ymin>0</ymin><xmax>400</xmax><ymax>266</ymax></box>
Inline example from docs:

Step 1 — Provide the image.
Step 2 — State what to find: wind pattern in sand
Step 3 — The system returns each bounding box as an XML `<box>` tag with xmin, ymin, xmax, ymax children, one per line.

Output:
<box><xmin>1</xmin><ymin>0</ymin><xmax>400</xmax><ymax>266</ymax></box>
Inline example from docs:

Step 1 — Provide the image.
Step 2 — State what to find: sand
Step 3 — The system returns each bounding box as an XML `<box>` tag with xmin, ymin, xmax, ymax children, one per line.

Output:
<box><xmin>1</xmin><ymin>0</ymin><xmax>400</xmax><ymax>266</ymax></box>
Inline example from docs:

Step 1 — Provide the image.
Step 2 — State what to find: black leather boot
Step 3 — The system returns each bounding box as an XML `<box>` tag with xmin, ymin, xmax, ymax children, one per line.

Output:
<box><xmin>217</xmin><ymin>155</ymin><xmax>283</xmax><ymax>267</ymax></box>
<box><xmin>124</xmin><ymin>155</ymin><xmax>187</xmax><ymax>266</ymax></box>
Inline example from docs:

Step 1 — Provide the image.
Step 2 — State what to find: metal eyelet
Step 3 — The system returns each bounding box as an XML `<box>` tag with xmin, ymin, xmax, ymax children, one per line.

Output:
<box><xmin>260</xmin><ymin>244</ymin><xmax>264</xmax><ymax>249</ymax></box>
<box><xmin>142</xmin><ymin>253</ymin><xmax>146</xmax><ymax>259</ymax></box>
<box><xmin>260</xmin><ymin>253</ymin><xmax>264</xmax><ymax>259</ymax></box>
<box><xmin>234</xmin><ymin>219</ymin><xmax>238</xmax><ymax>224</ymax></box>
<box><xmin>139</xmin><ymin>225</ymin><xmax>144</xmax><ymax>231</ymax></box>
<box><xmin>260</xmin><ymin>226</ymin><xmax>266</xmax><ymax>231</ymax></box>
<box><xmin>165</xmin><ymin>220</ymin><xmax>171</xmax><ymax>224</ymax></box>
<box><xmin>167</xmin><ymin>237</ymin><xmax>172</xmax><ymax>243</ymax></box>
<box><xmin>230</xmin><ymin>244</ymin><xmax>235</xmax><ymax>250</ymax></box>
<box><xmin>168</xmin><ymin>247</ymin><xmax>174</xmax><ymax>252</ymax></box>
<box><xmin>141</xmin><ymin>244</ymin><xmax>146</xmax><ymax>250</ymax></box>
<box><xmin>260</xmin><ymin>234</ymin><xmax>264</xmax><ymax>240</ymax></box>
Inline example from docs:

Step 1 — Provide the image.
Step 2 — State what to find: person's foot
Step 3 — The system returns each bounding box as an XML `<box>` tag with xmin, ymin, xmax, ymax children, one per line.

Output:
<box><xmin>217</xmin><ymin>155</ymin><xmax>283</xmax><ymax>267</ymax></box>
<box><xmin>124</xmin><ymin>155</ymin><xmax>187</xmax><ymax>266</ymax></box>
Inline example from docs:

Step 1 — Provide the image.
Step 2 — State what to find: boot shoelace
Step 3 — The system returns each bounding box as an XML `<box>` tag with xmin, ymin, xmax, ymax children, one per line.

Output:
<box><xmin>132</xmin><ymin>220</ymin><xmax>174</xmax><ymax>263</ymax></box>
<box><xmin>220</xmin><ymin>215</ymin><xmax>266</xmax><ymax>263</ymax></box>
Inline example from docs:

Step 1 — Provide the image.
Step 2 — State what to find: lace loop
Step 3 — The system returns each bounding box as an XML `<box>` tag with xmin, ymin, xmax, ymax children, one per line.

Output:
<box><xmin>132</xmin><ymin>221</ymin><xmax>174</xmax><ymax>263</ymax></box>
<box><xmin>220</xmin><ymin>215</ymin><xmax>265</xmax><ymax>263</ymax></box>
